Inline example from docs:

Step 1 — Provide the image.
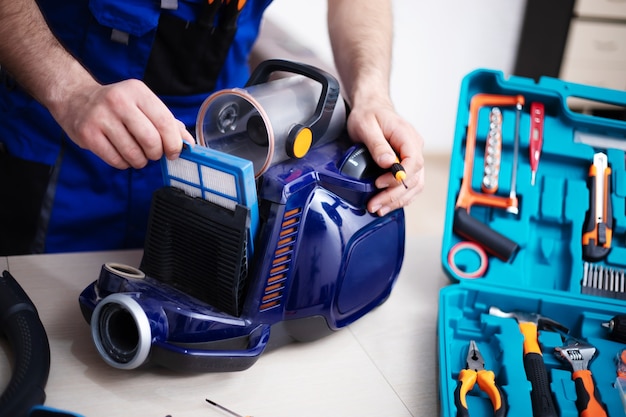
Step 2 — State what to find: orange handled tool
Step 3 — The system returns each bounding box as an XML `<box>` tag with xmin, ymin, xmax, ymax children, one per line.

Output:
<box><xmin>454</xmin><ymin>340</ymin><xmax>507</xmax><ymax>417</ymax></box>
<box><xmin>554</xmin><ymin>340</ymin><xmax>608</xmax><ymax>417</ymax></box>
<box><xmin>391</xmin><ymin>157</ymin><xmax>408</xmax><ymax>189</ymax></box>
<box><xmin>453</xmin><ymin>94</ymin><xmax>524</xmax><ymax>262</ymax></box>
<box><xmin>489</xmin><ymin>307</ymin><xmax>566</xmax><ymax>417</ymax></box>
<box><xmin>582</xmin><ymin>152</ymin><xmax>613</xmax><ymax>262</ymax></box>
<box><xmin>456</xmin><ymin>94</ymin><xmax>524</xmax><ymax>213</ymax></box>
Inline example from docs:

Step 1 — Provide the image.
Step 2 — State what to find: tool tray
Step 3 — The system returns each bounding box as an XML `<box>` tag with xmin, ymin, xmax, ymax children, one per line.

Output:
<box><xmin>439</xmin><ymin>69</ymin><xmax>626</xmax><ymax>416</ymax></box>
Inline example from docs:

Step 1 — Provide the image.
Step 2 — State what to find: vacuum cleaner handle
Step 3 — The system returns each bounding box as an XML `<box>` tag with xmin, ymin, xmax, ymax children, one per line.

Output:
<box><xmin>0</xmin><ymin>270</ymin><xmax>50</xmax><ymax>417</ymax></box>
<box><xmin>245</xmin><ymin>59</ymin><xmax>343</xmax><ymax>153</ymax></box>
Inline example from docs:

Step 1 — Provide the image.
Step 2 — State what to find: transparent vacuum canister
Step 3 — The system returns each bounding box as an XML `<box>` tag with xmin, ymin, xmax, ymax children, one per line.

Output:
<box><xmin>196</xmin><ymin>73</ymin><xmax>346</xmax><ymax>178</ymax></box>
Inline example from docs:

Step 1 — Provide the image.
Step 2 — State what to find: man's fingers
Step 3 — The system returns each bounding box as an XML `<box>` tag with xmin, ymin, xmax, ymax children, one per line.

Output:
<box><xmin>368</xmin><ymin>165</ymin><xmax>425</xmax><ymax>215</ymax></box>
<box><xmin>347</xmin><ymin>108</ymin><xmax>425</xmax><ymax>216</ymax></box>
<box><xmin>120</xmin><ymin>111</ymin><xmax>164</xmax><ymax>162</ymax></box>
<box><xmin>57</xmin><ymin>79</ymin><xmax>189</xmax><ymax>169</ymax></box>
<box><xmin>104</xmin><ymin>80</ymin><xmax>187</xmax><ymax>165</ymax></box>
<box><xmin>348</xmin><ymin>113</ymin><xmax>397</xmax><ymax>168</ymax></box>
<box><xmin>167</xmin><ymin>120</ymin><xmax>194</xmax><ymax>159</ymax></box>
<box><xmin>133</xmin><ymin>83</ymin><xmax>185</xmax><ymax>161</ymax></box>
<box><xmin>83</xmin><ymin>128</ymin><xmax>132</xmax><ymax>170</ymax></box>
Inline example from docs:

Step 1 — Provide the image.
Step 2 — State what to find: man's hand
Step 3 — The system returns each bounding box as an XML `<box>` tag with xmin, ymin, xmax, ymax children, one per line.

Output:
<box><xmin>0</xmin><ymin>0</ymin><xmax>192</xmax><ymax>169</ymax></box>
<box><xmin>346</xmin><ymin>97</ymin><xmax>425</xmax><ymax>216</ymax></box>
<box><xmin>51</xmin><ymin>79</ymin><xmax>194</xmax><ymax>169</ymax></box>
<box><xmin>327</xmin><ymin>0</ymin><xmax>425</xmax><ymax>216</ymax></box>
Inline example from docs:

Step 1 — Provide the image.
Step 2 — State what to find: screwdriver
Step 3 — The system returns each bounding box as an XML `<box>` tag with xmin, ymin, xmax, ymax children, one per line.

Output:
<box><xmin>529</xmin><ymin>102</ymin><xmax>544</xmax><ymax>186</ymax></box>
<box><xmin>391</xmin><ymin>157</ymin><xmax>408</xmax><ymax>189</ymax></box>
<box><xmin>206</xmin><ymin>399</ymin><xmax>251</xmax><ymax>417</ymax></box>
<box><xmin>602</xmin><ymin>314</ymin><xmax>626</xmax><ymax>343</ymax></box>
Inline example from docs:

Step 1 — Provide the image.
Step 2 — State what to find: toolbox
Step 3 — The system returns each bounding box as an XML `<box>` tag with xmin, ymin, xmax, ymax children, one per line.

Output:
<box><xmin>438</xmin><ymin>69</ymin><xmax>626</xmax><ymax>417</ymax></box>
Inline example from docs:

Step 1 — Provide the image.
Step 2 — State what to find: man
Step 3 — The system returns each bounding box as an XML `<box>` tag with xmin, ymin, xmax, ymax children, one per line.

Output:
<box><xmin>0</xmin><ymin>0</ymin><xmax>424</xmax><ymax>255</ymax></box>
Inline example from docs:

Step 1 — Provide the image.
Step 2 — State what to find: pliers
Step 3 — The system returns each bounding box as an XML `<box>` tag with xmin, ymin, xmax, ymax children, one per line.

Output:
<box><xmin>454</xmin><ymin>340</ymin><xmax>507</xmax><ymax>417</ymax></box>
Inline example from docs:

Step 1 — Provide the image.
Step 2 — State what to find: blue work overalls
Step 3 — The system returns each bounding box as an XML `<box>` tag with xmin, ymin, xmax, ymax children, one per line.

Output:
<box><xmin>0</xmin><ymin>0</ymin><xmax>272</xmax><ymax>254</ymax></box>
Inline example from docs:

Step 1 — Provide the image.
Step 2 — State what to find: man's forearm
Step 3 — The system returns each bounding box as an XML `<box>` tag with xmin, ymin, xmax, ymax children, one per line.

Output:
<box><xmin>0</xmin><ymin>1</ymin><xmax>96</xmax><ymax>114</ymax></box>
<box><xmin>327</xmin><ymin>0</ymin><xmax>393</xmax><ymax>107</ymax></box>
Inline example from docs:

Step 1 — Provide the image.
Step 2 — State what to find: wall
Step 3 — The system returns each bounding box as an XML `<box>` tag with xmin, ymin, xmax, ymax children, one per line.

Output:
<box><xmin>263</xmin><ymin>0</ymin><xmax>527</xmax><ymax>154</ymax></box>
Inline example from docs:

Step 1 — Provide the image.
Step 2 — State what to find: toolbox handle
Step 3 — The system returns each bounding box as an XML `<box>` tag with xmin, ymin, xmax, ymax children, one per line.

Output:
<box><xmin>540</xmin><ymin>77</ymin><xmax>626</xmax><ymax>132</ymax></box>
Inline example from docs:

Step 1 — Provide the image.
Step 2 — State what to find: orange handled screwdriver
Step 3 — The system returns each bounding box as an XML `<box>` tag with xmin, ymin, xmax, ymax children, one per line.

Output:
<box><xmin>391</xmin><ymin>158</ymin><xmax>408</xmax><ymax>189</ymax></box>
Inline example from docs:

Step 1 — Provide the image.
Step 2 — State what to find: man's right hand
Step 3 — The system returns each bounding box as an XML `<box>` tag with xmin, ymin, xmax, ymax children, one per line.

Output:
<box><xmin>0</xmin><ymin>1</ymin><xmax>194</xmax><ymax>169</ymax></box>
<box><xmin>52</xmin><ymin>78</ymin><xmax>194</xmax><ymax>169</ymax></box>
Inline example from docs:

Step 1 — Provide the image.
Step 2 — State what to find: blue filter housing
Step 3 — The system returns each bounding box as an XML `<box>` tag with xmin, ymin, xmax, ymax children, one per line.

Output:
<box><xmin>162</xmin><ymin>142</ymin><xmax>259</xmax><ymax>260</ymax></box>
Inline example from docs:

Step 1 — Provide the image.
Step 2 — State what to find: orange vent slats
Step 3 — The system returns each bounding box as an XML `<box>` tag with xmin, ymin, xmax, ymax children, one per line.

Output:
<box><xmin>280</xmin><ymin>227</ymin><xmax>297</xmax><ymax>237</ymax></box>
<box><xmin>259</xmin><ymin>207</ymin><xmax>302</xmax><ymax>312</ymax></box>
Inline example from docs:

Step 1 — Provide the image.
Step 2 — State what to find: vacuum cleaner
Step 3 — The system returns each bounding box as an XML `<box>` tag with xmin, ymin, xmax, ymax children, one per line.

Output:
<box><xmin>78</xmin><ymin>59</ymin><xmax>406</xmax><ymax>372</ymax></box>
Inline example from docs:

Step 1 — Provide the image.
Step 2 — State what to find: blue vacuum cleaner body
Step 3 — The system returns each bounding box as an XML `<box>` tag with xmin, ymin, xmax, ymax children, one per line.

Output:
<box><xmin>78</xmin><ymin>61</ymin><xmax>406</xmax><ymax>373</ymax></box>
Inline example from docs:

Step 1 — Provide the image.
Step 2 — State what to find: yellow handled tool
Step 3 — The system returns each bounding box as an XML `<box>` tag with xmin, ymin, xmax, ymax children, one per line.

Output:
<box><xmin>582</xmin><ymin>152</ymin><xmax>613</xmax><ymax>262</ymax></box>
<box><xmin>454</xmin><ymin>340</ymin><xmax>507</xmax><ymax>417</ymax></box>
<box><xmin>391</xmin><ymin>157</ymin><xmax>408</xmax><ymax>189</ymax></box>
<box><xmin>555</xmin><ymin>339</ymin><xmax>608</xmax><ymax>417</ymax></box>
<box><xmin>489</xmin><ymin>307</ymin><xmax>568</xmax><ymax>417</ymax></box>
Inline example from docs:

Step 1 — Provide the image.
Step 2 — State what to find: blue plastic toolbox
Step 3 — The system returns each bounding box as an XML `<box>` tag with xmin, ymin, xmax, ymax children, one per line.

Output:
<box><xmin>439</xmin><ymin>69</ymin><xmax>626</xmax><ymax>417</ymax></box>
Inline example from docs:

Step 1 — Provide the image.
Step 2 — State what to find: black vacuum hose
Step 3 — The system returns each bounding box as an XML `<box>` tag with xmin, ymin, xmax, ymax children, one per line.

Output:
<box><xmin>0</xmin><ymin>270</ymin><xmax>50</xmax><ymax>417</ymax></box>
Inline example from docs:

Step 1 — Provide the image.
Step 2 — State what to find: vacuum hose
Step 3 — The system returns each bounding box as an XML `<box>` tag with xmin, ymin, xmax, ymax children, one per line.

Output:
<box><xmin>0</xmin><ymin>270</ymin><xmax>50</xmax><ymax>417</ymax></box>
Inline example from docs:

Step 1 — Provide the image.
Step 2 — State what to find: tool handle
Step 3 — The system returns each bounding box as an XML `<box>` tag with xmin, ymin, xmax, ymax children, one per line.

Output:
<box><xmin>572</xmin><ymin>370</ymin><xmax>608</xmax><ymax>417</ymax></box>
<box><xmin>582</xmin><ymin>153</ymin><xmax>613</xmax><ymax>261</ymax></box>
<box><xmin>452</xmin><ymin>207</ymin><xmax>519</xmax><ymax>262</ymax></box>
<box><xmin>529</xmin><ymin>102</ymin><xmax>544</xmax><ymax>185</ymax></box>
<box><xmin>476</xmin><ymin>370</ymin><xmax>507</xmax><ymax>417</ymax></box>
<box><xmin>453</xmin><ymin>369</ymin><xmax>476</xmax><ymax>417</ymax></box>
<box><xmin>524</xmin><ymin>352</ymin><xmax>559</xmax><ymax>417</ymax></box>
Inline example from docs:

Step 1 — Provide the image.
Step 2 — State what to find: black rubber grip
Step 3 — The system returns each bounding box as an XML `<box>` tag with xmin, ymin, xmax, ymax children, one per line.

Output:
<box><xmin>523</xmin><ymin>352</ymin><xmax>558</xmax><ymax>417</ymax></box>
<box><xmin>453</xmin><ymin>208</ymin><xmax>519</xmax><ymax>261</ymax></box>
<box><xmin>0</xmin><ymin>270</ymin><xmax>50</xmax><ymax>417</ymax></box>
<box><xmin>453</xmin><ymin>379</ymin><xmax>470</xmax><ymax>417</ymax></box>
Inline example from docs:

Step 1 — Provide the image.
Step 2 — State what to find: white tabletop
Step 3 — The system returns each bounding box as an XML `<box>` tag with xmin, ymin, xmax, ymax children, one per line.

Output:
<box><xmin>0</xmin><ymin>235</ymin><xmax>448</xmax><ymax>417</ymax></box>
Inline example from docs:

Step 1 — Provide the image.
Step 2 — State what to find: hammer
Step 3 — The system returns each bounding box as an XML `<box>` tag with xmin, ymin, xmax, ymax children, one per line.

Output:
<box><xmin>489</xmin><ymin>307</ymin><xmax>568</xmax><ymax>417</ymax></box>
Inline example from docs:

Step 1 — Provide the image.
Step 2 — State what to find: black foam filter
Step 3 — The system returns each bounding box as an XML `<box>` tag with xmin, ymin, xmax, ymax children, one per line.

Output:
<box><xmin>140</xmin><ymin>187</ymin><xmax>250</xmax><ymax>317</ymax></box>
